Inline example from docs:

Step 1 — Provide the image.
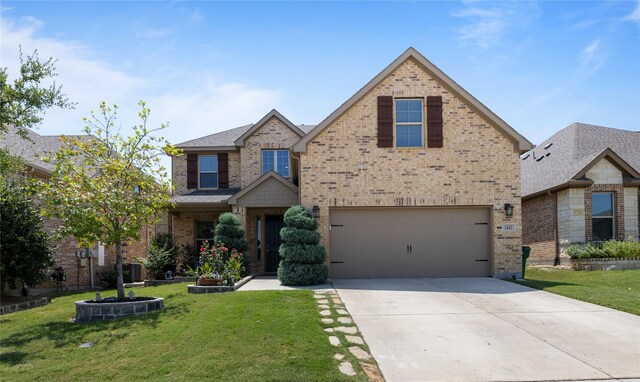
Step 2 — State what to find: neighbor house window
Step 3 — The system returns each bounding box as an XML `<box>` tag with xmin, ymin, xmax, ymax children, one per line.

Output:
<box><xmin>395</xmin><ymin>99</ymin><xmax>423</xmax><ymax>147</ymax></box>
<box><xmin>195</xmin><ymin>220</ymin><xmax>215</xmax><ymax>250</ymax></box>
<box><xmin>199</xmin><ymin>155</ymin><xmax>218</xmax><ymax>188</ymax></box>
<box><xmin>592</xmin><ymin>192</ymin><xmax>614</xmax><ymax>241</ymax></box>
<box><xmin>262</xmin><ymin>150</ymin><xmax>290</xmax><ymax>177</ymax></box>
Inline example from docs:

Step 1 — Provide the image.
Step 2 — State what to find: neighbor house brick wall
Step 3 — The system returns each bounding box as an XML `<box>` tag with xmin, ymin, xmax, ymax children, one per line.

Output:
<box><xmin>522</xmin><ymin>194</ymin><xmax>557</xmax><ymax>265</ymax></box>
<box><xmin>172</xmin><ymin>151</ymin><xmax>241</xmax><ymax>195</ymax></box>
<box><xmin>299</xmin><ymin>58</ymin><xmax>523</xmax><ymax>277</ymax></box>
<box><xmin>556</xmin><ymin>188</ymin><xmax>586</xmax><ymax>254</ymax></box>
<box><xmin>624</xmin><ymin>187</ymin><xmax>640</xmax><ymax>239</ymax></box>
<box><xmin>240</xmin><ymin>117</ymin><xmax>300</xmax><ymax>188</ymax></box>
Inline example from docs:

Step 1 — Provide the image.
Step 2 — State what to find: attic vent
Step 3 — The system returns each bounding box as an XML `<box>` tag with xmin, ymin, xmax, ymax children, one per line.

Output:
<box><xmin>544</xmin><ymin>143</ymin><xmax>553</xmax><ymax>149</ymax></box>
<box><xmin>521</xmin><ymin>153</ymin><xmax>530</xmax><ymax>160</ymax></box>
<box><xmin>536</xmin><ymin>155</ymin><xmax>544</xmax><ymax>162</ymax></box>
<box><xmin>546</xmin><ymin>153</ymin><xmax>550</xmax><ymax>157</ymax></box>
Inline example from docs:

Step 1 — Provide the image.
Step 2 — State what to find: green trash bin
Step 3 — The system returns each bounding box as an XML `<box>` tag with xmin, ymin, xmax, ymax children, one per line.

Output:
<box><xmin>521</xmin><ymin>246</ymin><xmax>531</xmax><ymax>279</ymax></box>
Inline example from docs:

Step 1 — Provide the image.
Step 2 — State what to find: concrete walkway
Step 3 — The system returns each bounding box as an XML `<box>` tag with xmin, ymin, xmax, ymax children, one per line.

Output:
<box><xmin>333</xmin><ymin>277</ymin><xmax>640</xmax><ymax>382</ymax></box>
<box><xmin>237</xmin><ymin>275</ymin><xmax>334</xmax><ymax>291</ymax></box>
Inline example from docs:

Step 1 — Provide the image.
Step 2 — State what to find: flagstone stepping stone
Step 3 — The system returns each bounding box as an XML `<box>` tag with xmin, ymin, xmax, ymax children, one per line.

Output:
<box><xmin>324</xmin><ymin>328</ymin><xmax>334</xmax><ymax>333</ymax></box>
<box><xmin>334</xmin><ymin>326</ymin><xmax>358</xmax><ymax>334</ymax></box>
<box><xmin>318</xmin><ymin>304</ymin><xmax>330</xmax><ymax>310</ymax></box>
<box><xmin>320</xmin><ymin>310</ymin><xmax>331</xmax><ymax>316</ymax></box>
<box><xmin>329</xmin><ymin>336</ymin><xmax>340</xmax><ymax>346</ymax></box>
<box><xmin>349</xmin><ymin>346</ymin><xmax>372</xmax><ymax>360</ymax></box>
<box><xmin>332</xmin><ymin>298</ymin><xmax>342</xmax><ymax>304</ymax></box>
<box><xmin>337</xmin><ymin>316</ymin><xmax>352</xmax><ymax>324</ymax></box>
<box><xmin>335</xmin><ymin>309</ymin><xmax>348</xmax><ymax>315</ymax></box>
<box><xmin>345</xmin><ymin>335</ymin><xmax>364</xmax><ymax>345</ymax></box>
<box><xmin>316</xmin><ymin>299</ymin><xmax>329</xmax><ymax>304</ymax></box>
<box><xmin>334</xmin><ymin>353</ymin><xmax>344</xmax><ymax>360</ymax></box>
<box><xmin>339</xmin><ymin>361</ymin><xmax>356</xmax><ymax>376</ymax></box>
<box><xmin>321</xmin><ymin>318</ymin><xmax>334</xmax><ymax>324</ymax></box>
<box><xmin>361</xmin><ymin>362</ymin><xmax>385</xmax><ymax>382</ymax></box>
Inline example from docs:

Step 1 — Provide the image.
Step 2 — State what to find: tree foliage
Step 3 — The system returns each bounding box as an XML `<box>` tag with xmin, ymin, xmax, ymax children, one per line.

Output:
<box><xmin>277</xmin><ymin>205</ymin><xmax>327</xmax><ymax>286</ymax></box>
<box><xmin>214</xmin><ymin>213</ymin><xmax>249</xmax><ymax>253</ymax></box>
<box><xmin>136</xmin><ymin>233</ymin><xmax>177</xmax><ymax>280</ymax></box>
<box><xmin>0</xmin><ymin>47</ymin><xmax>75</xmax><ymax>137</ymax></box>
<box><xmin>36</xmin><ymin>101</ymin><xmax>181</xmax><ymax>299</ymax></box>
<box><xmin>0</xmin><ymin>182</ymin><xmax>55</xmax><ymax>287</ymax></box>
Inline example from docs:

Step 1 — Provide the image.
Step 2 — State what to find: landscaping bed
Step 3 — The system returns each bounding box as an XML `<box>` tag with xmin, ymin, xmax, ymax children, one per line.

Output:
<box><xmin>188</xmin><ymin>275</ymin><xmax>253</xmax><ymax>294</ymax></box>
<box><xmin>0</xmin><ymin>283</ymin><xmax>367</xmax><ymax>381</ymax></box>
<box><xmin>512</xmin><ymin>267</ymin><xmax>640</xmax><ymax>315</ymax></box>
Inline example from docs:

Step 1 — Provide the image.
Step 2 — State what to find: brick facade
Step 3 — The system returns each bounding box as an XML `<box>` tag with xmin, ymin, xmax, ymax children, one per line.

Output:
<box><xmin>522</xmin><ymin>193</ymin><xmax>557</xmax><ymax>265</ymax></box>
<box><xmin>298</xmin><ymin>58</ymin><xmax>523</xmax><ymax>277</ymax></box>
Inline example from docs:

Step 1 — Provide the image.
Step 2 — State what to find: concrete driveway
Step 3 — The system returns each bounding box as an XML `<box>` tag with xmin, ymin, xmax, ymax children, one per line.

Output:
<box><xmin>332</xmin><ymin>278</ymin><xmax>640</xmax><ymax>382</ymax></box>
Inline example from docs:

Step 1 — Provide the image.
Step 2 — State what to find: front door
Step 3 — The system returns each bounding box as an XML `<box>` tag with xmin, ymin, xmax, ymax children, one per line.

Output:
<box><xmin>265</xmin><ymin>215</ymin><xmax>285</xmax><ymax>273</ymax></box>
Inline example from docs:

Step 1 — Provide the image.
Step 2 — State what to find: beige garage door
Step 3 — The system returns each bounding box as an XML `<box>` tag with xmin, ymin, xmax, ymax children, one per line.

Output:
<box><xmin>329</xmin><ymin>208</ymin><xmax>491</xmax><ymax>278</ymax></box>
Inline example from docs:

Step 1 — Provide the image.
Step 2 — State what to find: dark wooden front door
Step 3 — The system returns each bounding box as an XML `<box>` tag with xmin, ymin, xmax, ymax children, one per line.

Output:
<box><xmin>265</xmin><ymin>215</ymin><xmax>285</xmax><ymax>273</ymax></box>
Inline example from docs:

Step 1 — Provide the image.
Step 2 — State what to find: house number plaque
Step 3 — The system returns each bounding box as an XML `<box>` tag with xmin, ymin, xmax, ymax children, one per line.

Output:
<box><xmin>502</xmin><ymin>224</ymin><xmax>517</xmax><ymax>232</ymax></box>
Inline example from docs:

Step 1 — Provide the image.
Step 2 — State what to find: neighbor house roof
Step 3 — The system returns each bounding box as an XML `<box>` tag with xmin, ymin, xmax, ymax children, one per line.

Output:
<box><xmin>521</xmin><ymin>123</ymin><xmax>640</xmax><ymax>198</ymax></box>
<box><xmin>0</xmin><ymin>126</ymin><xmax>72</xmax><ymax>175</ymax></box>
<box><xmin>293</xmin><ymin>47</ymin><xmax>534</xmax><ymax>153</ymax></box>
<box><xmin>174</xmin><ymin>116</ymin><xmax>314</xmax><ymax>151</ymax></box>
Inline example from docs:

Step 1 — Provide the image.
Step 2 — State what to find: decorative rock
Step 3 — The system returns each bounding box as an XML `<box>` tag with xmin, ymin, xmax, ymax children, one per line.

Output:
<box><xmin>337</xmin><ymin>316</ymin><xmax>352</xmax><ymax>324</ymax></box>
<box><xmin>321</xmin><ymin>318</ymin><xmax>334</xmax><ymax>324</ymax></box>
<box><xmin>316</xmin><ymin>299</ymin><xmax>329</xmax><ymax>304</ymax></box>
<box><xmin>329</xmin><ymin>336</ymin><xmax>340</xmax><ymax>346</ymax></box>
<box><xmin>334</xmin><ymin>326</ymin><xmax>358</xmax><ymax>334</ymax></box>
<box><xmin>339</xmin><ymin>361</ymin><xmax>356</xmax><ymax>376</ymax></box>
<box><xmin>349</xmin><ymin>346</ymin><xmax>372</xmax><ymax>360</ymax></box>
<box><xmin>345</xmin><ymin>335</ymin><xmax>364</xmax><ymax>345</ymax></box>
<box><xmin>324</xmin><ymin>328</ymin><xmax>334</xmax><ymax>333</ymax></box>
<box><xmin>320</xmin><ymin>310</ymin><xmax>331</xmax><ymax>316</ymax></box>
<box><xmin>334</xmin><ymin>353</ymin><xmax>344</xmax><ymax>360</ymax></box>
<box><xmin>318</xmin><ymin>304</ymin><xmax>330</xmax><ymax>310</ymax></box>
<box><xmin>335</xmin><ymin>309</ymin><xmax>349</xmax><ymax>315</ymax></box>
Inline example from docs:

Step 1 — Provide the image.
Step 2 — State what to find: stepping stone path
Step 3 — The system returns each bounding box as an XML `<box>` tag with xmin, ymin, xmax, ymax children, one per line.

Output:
<box><xmin>315</xmin><ymin>290</ymin><xmax>385</xmax><ymax>380</ymax></box>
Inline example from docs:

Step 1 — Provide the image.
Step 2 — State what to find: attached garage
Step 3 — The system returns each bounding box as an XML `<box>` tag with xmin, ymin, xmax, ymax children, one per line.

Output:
<box><xmin>329</xmin><ymin>208</ymin><xmax>492</xmax><ymax>278</ymax></box>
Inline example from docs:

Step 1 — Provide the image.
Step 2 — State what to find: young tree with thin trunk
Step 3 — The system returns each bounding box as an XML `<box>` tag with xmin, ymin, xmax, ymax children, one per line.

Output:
<box><xmin>37</xmin><ymin>101</ymin><xmax>181</xmax><ymax>299</ymax></box>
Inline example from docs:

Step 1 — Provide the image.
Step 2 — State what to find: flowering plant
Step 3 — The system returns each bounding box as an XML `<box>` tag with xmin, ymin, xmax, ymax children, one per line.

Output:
<box><xmin>197</xmin><ymin>241</ymin><xmax>245</xmax><ymax>286</ymax></box>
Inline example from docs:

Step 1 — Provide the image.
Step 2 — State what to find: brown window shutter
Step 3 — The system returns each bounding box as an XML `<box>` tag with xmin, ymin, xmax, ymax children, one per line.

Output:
<box><xmin>427</xmin><ymin>96</ymin><xmax>443</xmax><ymax>148</ymax></box>
<box><xmin>187</xmin><ymin>154</ymin><xmax>198</xmax><ymax>189</ymax></box>
<box><xmin>218</xmin><ymin>153</ymin><xmax>229</xmax><ymax>189</ymax></box>
<box><xmin>377</xmin><ymin>96</ymin><xmax>393</xmax><ymax>148</ymax></box>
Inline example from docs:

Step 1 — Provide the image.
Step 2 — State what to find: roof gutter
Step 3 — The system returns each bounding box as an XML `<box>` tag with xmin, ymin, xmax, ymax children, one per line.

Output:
<box><xmin>522</xmin><ymin>179</ymin><xmax>594</xmax><ymax>201</ymax></box>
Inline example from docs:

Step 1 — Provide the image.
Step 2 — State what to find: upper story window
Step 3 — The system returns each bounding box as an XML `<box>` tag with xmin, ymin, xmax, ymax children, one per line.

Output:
<box><xmin>395</xmin><ymin>99</ymin><xmax>423</xmax><ymax>147</ymax></box>
<box><xmin>262</xmin><ymin>149</ymin><xmax>290</xmax><ymax>177</ymax></box>
<box><xmin>199</xmin><ymin>155</ymin><xmax>218</xmax><ymax>189</ymax></box>
<box><xmin>592</xmin><ymin>192</ymin><xmax>614</xmax><ymax>241</ymax></box>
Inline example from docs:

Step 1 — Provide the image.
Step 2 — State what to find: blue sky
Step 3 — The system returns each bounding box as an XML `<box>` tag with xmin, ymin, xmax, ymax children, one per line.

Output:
<box><xmin>1</xmin><ymin>1</ymin><xmax>639</xmax><ymax>153</ymax></box>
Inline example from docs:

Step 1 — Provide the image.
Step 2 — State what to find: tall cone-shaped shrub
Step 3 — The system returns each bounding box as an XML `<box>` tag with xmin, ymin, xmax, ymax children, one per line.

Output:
<box><xmin>277</xmin><ymin>205</ymin><xmax>327</xmax><ymax>286</ymax></box>
<box><xmin>214</xmin><ymin>212</ymin><xmax>248</xmax><ymax>253</ymax></box>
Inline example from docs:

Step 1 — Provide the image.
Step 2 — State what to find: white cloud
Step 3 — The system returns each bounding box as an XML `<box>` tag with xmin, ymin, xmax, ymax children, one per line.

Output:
<box><xmin>625</xmin><ymin>1</ymin><xmax>640</xmax><ymax>21</ymax></box>
<box><xmin>579</xmin><ymin>40</ymin><xmax>607</xmax><ymax>77</ymax></box>
<box><xmin>452</xmin><ymin>2</ymin><xmax>540</xmax><ymax>49</ymax></box>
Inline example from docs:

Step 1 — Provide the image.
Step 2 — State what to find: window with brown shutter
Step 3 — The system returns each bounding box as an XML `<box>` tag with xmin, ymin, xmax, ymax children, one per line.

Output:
<box><xmin>187</xmin><ymin>153</ymin><xmax>198</xmax><ymax>189</ymax></box>
<box><xmin>218</xmin><ymin>153</ymin><xmax>229</xmax><ymax>188</ymax></box>
<box><xmin>427</xmin><ymin>96</ymin><xmax>443</xmax><ymax>148</ymax></box>
<box><xmin>377</xmin><ymin>96</ymin><xmax>393</xmax><ymax>148</ymax></box>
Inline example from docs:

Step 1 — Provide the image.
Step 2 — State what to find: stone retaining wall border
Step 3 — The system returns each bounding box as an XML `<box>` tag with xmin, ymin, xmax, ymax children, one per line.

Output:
<box><xmin>187</xmin><ymin>275</ymin><xmax>253</xmax><ymax>294</ymax></box>
<box><xmin>571</xmin><ymin>258</ymin><xmax>640</xmax><ymax>271</ymax></box>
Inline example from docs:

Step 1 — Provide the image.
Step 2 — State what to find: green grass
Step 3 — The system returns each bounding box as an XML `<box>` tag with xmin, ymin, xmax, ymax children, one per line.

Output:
<box><xmin>0</xmin><ymin>283</ymin><xmax>367</xmax><ymax>381</ymax></box>
<box><xmin>512</xmin><ymin>268</ymin><xmax>640</xmax><ymax>315</ymax></box>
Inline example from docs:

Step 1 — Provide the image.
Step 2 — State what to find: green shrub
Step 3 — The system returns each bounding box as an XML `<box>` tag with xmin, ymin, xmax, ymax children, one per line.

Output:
<box><xmin>214</xmin><ymin>213</ymin><xmax>248</xmax><ymax>253</ymax></box>
<box><xmin>135</xmin><ymin>234</ymin><xmax>176</xmax><ymax>279</ymax></box>
<box><xmin>277</xmin><ymin>205</ymin><xmax>327</xmax><ymax>286</ymax></box>
<box><xmin>566</xmin><ymin>239</ymin><xmax>640</xmax><ymax>259</ymax></box>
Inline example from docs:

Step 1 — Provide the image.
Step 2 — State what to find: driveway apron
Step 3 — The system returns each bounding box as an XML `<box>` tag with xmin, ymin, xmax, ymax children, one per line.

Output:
<box><xmin>332</xmin><ymin>277</ymin><xmax>640</xmax><ymax>382</ymax></box>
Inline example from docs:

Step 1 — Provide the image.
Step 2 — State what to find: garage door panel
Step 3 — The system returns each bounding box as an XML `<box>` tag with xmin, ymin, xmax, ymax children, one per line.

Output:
<box><xmin>330</xmin><ymin>208</ymin><xmax>491</xmax><ymax>278</ymax></box>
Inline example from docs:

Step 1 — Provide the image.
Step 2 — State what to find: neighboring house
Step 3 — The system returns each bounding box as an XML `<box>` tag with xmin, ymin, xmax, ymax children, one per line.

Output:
<box><xmin>521</xmin><ymin>123</ymin><xmax>640</xmax><ymax>265</ymax></box>
<box><xmin>170</xmin><ymin>47</ymin><xmax>533</xmax><ymax>278</ymax></box>
<box><xmin>0</xmin><ymin>127</ymin><xmax>157</xmax><ymax>294</ymax></box>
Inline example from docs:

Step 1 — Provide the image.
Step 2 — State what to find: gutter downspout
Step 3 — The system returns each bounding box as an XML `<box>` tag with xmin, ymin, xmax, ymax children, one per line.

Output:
<box><xmin>550</xmin><ymin>190</ymin><xmax>560</xmax><ymax>266</ymax></box>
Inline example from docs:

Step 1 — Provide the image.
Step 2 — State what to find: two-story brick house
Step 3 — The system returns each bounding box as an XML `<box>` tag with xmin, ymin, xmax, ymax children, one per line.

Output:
<box><xmin>169</xmin><ymin>47</ymin><xmax>533</xmax><ymax>278</ymax></box>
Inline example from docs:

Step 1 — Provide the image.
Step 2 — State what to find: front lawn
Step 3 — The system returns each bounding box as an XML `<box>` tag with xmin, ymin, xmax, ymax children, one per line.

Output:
<box><xmin>513</xmin><ymin>268</ymin><xmax>640</xmax><ymax>315</ymax></box>
<box><xmin>0</xmin><ymin>283</ymin><xmax>366</xmax><ymax>381</ymax></box>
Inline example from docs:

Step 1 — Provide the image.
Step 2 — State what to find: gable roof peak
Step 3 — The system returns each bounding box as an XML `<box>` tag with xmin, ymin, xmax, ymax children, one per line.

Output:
<box><xmin>234</xmin><ymin>109</ymin><xmax>305</xmax><ymax>147</ymax></box>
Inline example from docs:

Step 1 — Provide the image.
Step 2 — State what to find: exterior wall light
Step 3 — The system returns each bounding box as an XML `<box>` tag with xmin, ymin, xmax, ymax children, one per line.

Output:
<box><xmin>504</xmin><ymin>203</ymin><xmax>514</xmax><ymax>217</ymax></box>
<box><xmin>312</xmin><ymin>205</ymin><xmax>320</xmax><ymax>219</ymax></box>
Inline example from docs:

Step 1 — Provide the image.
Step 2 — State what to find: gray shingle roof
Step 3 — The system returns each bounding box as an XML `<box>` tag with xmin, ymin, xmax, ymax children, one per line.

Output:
<box><xmin>169</xmin><ymin>188</ymin><xmax>240</xmax><ymax>205</ymax></box>
<box><xmin>0</xmin><ymin>126</ymin><xmax>69</xmax><ymax>174</ymax></box>
<box><xmin>174</xmin><ymin>123</ymin><xmax>315</xmax><ymax>149</ymax></box>
<box><xmin>521</xmin><ymin>123</ymin><xmax>640</xmax><ymax>197</ymax></box>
